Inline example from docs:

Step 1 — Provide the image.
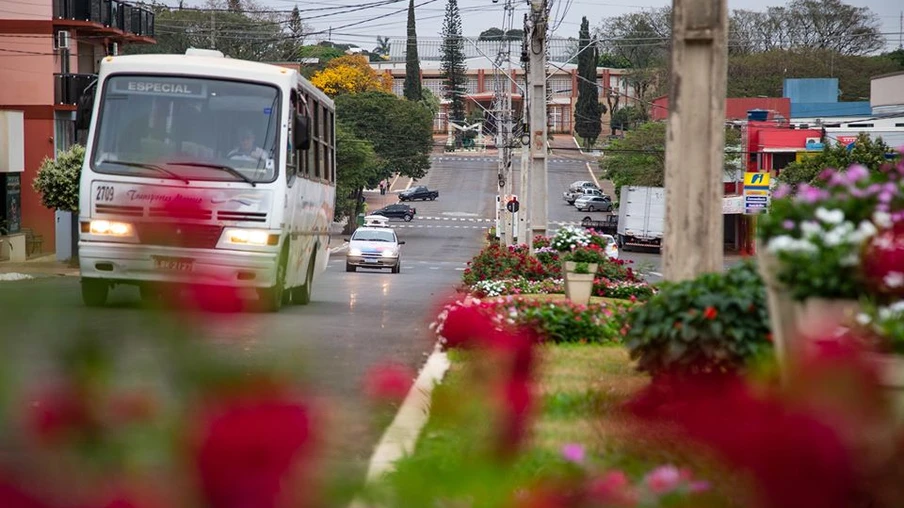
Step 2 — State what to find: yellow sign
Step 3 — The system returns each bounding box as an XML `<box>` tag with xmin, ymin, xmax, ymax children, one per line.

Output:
<box><xmin>744</xmin><ymin>172</ymin><xmax>770</xmax><ymax>187</ymax></box>
<box><xmin>745</xmin><ymin>189</ymin><xmax>769</xmax><ymax>196</ymax></box>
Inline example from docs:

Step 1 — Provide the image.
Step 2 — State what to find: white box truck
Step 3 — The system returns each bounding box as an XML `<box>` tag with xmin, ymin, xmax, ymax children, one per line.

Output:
<box><xmin>617</xmin><ymin>186</ymin><xmax>665</xmax><ymax>251</ymax></box>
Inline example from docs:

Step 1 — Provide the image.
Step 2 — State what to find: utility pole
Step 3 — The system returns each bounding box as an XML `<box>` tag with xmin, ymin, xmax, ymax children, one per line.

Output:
<box><xmin>662</xmin><ymin>0</ymin><xmax>728</xmax><ymax>281</ymax></box>
<box><xmin>526</xmin><ymin>0</ymin><xmax>548</xmax><ymax>245</ymax></box>
<box><xmin>210</xmin><ymin>10</ymin><xmax>215</xmax><ymax>49</ymax></box>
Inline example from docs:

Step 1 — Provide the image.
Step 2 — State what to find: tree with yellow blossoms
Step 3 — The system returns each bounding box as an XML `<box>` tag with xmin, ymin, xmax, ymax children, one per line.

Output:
<box><xmin>310</xmin><ymin>54</ymin><xmax>392</xmax><ymax>97</ymax></box>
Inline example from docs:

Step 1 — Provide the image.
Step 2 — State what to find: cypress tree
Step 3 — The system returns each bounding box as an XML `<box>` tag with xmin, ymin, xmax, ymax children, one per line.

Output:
<box><xmin>403</xmin><ymin>0</ymin><xmax>422</xmax><ymax>101</ymax></box>
<box><xmin>440</xmin><ymin>0</ymin><xmax>467</xmax><ymax>124</ymax></box>
<box><xmin>575</xmin><ymin>16</ymin><xmax>602</xmax><ymax>149</ymax></box>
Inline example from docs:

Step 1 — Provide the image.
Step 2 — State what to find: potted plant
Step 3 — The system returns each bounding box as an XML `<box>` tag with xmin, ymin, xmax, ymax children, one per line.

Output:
<box><xmin>758</xmin><ymin>155</ymin><xmax>904</xmax><ymax>410</ymax></box>
<box><xmin>563</xmin><ymin>261</ymin><xmax>595</xmax><ymax>305</ymax></box>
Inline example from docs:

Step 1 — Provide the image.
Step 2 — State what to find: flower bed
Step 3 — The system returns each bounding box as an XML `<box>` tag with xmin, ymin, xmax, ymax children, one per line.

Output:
<box><xmin>431</xmin><ymin>295</ymin><xmax>626</xmax><ymax>345</ymax></box>
<box><xmin>462</xmin><ymin>228</ymin><xmax>654</xmax><ymax>301</ymax></box>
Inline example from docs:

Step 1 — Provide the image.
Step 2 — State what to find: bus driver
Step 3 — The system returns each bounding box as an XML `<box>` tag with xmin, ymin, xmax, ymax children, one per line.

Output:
<box><xmin>227</xmin><ymin>128</ymin><xmax>267</xmax><ymax>161</ymax></box>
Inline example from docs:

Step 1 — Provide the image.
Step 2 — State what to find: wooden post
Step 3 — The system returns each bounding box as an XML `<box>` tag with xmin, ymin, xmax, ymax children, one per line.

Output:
<box><xmin>663</xmin><ymin>0</ymin><xmax>728</xmax><ymax>281</ymax></box>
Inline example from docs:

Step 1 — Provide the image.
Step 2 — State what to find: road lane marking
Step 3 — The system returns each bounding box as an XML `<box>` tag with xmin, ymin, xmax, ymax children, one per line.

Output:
<box><xmin>586</xmin><ymin>162</ymin><xmax>600</xmax><ymax>188</ymax></box>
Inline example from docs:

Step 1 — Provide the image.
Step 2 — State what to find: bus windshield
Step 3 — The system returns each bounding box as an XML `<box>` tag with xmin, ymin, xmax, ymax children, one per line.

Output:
<box><xmin>91</xmin><ymin>75</ymin><xmax>281</xmax><ymax>183</ymax></box>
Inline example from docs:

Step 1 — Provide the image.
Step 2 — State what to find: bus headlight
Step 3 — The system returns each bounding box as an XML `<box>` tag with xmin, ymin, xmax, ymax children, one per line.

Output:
<box><xmin>87</xmin><ymin>220</ymin><xmax>133</xmax><ymax>236</ymax></box>
<box><xmin>381</xmin><ymin>249</ymin><xmax>398</xmax><ymax>258</ymax></box>
<box><xmin>225</xmin><ymin>228</ymin><xmax>279</xmax><ymax>246</ymax></box>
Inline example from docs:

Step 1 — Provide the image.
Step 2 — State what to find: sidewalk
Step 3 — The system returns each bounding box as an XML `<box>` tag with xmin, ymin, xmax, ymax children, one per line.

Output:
<box><xmin>0</xmin><ymin>253</ymin><xmax>78</xmax><ymax>278</ymax></box>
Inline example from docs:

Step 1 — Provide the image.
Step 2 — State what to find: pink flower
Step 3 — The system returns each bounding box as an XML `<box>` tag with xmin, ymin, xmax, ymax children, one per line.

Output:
<box><xmin>560</xmin><ymin>443</ymin><xmax>585</xmax><ymax>464</ymax></box>
<box><xmin>586</xmin><ymin>471</ymin><xmax>636</xmax><ymax>506</ymax></box>
<box><xmin>644</xmin><ymin>465</ymin><xmax>682</xmax><ymax>494</ymax></box>
<box><xmin>363</xmin><ymin>363</ymin><xmax>414</xmax><ymax>404</ymax></box>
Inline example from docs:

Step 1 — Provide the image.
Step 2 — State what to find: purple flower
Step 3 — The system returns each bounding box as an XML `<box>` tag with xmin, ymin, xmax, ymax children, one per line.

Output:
<box><xmin>645</xmin><ymin>465</ymin><xmax>682</xmax><ymax>494</ymax></box>
<box><xmin>798</xmin><ymin>184</ymin><xmax>828</xmax><ymax>204</ymax></box>
<box><xmin>845</xmin><ymin>164</ymin><xmax>869</xmax><ymax>183</ymax></box>
<box><xmin>782</xmin><ymin>220</ymin><xmax>795</xmax><ymax>230</ymax></box>
<box><xmin>773</xmin><ymin>184</ymin><xmax>791</xmax><ymax>199</ymax></box>
<box><xmin>867</xmin><ymin>183</ymin><xmax>882</xmax><ymax>195</ymax></box>
<box><xmin>689</xmin><ymin>480</ymin><xmax>711</xmax><ymax>493</ymax></box>
<box><xmin>561</xmin><ymin>443</ymin><xmax>585</xmax><ymax>464</ymax></box>
<box><xmin>879</xmin><ymin>191</ymin><xmax>894</xmax><ymax>204</ymax></box>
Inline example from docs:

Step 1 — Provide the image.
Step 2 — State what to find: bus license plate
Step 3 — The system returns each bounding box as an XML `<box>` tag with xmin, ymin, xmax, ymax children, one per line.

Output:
<box><xmin>153</xmin><ymin>256</ymin><xmax>194</xmax><ymax>272</ymax></box>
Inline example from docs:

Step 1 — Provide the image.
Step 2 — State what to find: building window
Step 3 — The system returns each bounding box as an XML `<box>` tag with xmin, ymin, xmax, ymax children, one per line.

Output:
<box><xmin>466</xmin><ymin>77</ymin><xmax>479</xmax><ymax>94</ymax></box>
<box><xmin>423</xmin><ymin>78</ymin><xmax>445</xmax><ymax>97</ymax></box>
<box><xmin>549</xmin><ymin>77</ymin><xmax>571</xmax><ymax>97</ymax></box>
<box><xmin>392</xmin><ymin>78</ymin><xmax>404</xmax><ymax>97</ymax></box>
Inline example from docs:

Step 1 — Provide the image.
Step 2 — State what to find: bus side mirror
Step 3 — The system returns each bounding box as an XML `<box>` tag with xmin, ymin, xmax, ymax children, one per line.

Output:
<box><xmin>294</xmin><ymin>113</ymin><xmax>311</xmax><ymax>151</ymax></box>
<box><xmin>75</xmin><ymin>79</ymin><xmax>97</xmax><ymax>131</ymax></box>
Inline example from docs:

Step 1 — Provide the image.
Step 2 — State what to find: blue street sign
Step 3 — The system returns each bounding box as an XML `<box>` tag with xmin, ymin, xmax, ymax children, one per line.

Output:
<box><xmin>745</xmin><ymin>196</ymin><xmax>769</xmax><ymax>202</ymax></box>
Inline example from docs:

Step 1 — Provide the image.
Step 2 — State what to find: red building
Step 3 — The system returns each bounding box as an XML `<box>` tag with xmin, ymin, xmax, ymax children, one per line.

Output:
<box><xmin>0</xmin><ymin>0</ymin><xmax>155</xmax><ymax>258</ymax></box>
<box><xmin>650</xmin><ymin>96</ymin><xmax>791</xmax><ymax>122</ymax></box>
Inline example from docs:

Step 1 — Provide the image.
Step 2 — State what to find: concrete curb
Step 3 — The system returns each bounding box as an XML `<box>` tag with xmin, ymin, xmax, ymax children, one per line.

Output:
<box><xmin>349</xmin><ymin>346</ymin><xmax>451</xmax><ymax>507</ymax></box>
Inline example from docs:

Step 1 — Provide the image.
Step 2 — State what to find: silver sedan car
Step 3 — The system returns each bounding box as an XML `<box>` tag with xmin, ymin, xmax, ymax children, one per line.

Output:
<box><xmin>345</xmin><ymin>226</ymin><xmax>405</xmax><ymax>273</ymax></box>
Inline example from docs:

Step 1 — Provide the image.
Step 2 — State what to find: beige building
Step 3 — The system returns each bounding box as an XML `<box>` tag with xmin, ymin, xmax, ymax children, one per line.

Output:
<box><xmin>370</xmin><ymin>38</ymin><xmax>632</xmax><ymax>134</ymax></box>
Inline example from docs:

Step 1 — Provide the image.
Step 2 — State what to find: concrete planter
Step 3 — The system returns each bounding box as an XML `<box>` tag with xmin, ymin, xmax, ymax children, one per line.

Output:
<box><xmin>564</xmin><ymin>272</ymin><xmax>595</xmax><ymax>305</ymax></box>
<box><xmin>868</xmin><ymin>353</ymin><xmax>904</xmax><ymax>422</ymax></box>
<box><xmin>758</xmin><ymin>250</ymin><xmax>859</xmax><ymax>376</ymax></box>
<box><xmin>563</xmin><ymin>262</ymin><xmax>597</xmax><ymax>301</ymax></box>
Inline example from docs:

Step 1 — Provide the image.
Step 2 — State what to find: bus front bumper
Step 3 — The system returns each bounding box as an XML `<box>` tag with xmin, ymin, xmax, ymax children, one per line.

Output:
<box><xmin>78</xmin><ymin>242</ymin><xmax>279</xmax><ymax>288</ymax></box>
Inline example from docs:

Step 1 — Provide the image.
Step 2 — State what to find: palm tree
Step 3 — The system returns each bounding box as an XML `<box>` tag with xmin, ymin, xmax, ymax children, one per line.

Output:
<box><xmin>374</xmin><ymin>36</ymin><xmax>391</xmax><ymax>57</ymax></box>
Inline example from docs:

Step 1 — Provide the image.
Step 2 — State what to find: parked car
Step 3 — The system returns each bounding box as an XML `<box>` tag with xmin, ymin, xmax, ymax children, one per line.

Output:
<box><xmin>599</xmin><ymin>234</ymin><xmax>620</xmax><ymax>260</ymax></box>
<box><xmin>569</xmin><ymin>180</ymin><xmax>598</xmax><ymax>193</ymax></box>
<box><xmin>345</xmin><ymin>226</ymin><xmax>404</xmax><ymax>273</ymax></box>
<box><xmin>575</xmin><ymin>195</ymin><xmax>613</xmax><ymax>212</ymax></box>
<box><xmin>563</xmin><ymin>187</ymin><xmax>604</xmax><ymax>205</ymax></box>
<box><xmin>399</xmin><ymin>185</ymin><xmax>439</xmax><ymax>201</ymax></box>
<box><xmin>371</xmin><ymin>203</ymin><xmax>417</xmax><ymax>222</ymax></box>
<box><xmin>581</xmin><ymin>215</ymin><xmax>618</xmax><ymax>236</ymax></box>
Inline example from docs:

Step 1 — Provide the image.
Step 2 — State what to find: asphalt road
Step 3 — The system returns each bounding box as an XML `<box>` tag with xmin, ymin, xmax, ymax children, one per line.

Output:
<box><xmin>0</xmin><ymin>154</ymin><xmax>499</xmax><ymax>497</ymax></box>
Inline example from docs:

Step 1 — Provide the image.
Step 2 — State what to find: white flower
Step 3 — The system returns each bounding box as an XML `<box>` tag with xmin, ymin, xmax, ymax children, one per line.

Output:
<box><xmin>815</xmin><ymin>207</ymin><xmax>845</xmax><ymax>225</ymax></box>
<box><xmin>766</xmin><ymin>235</ymin><xmax>818</xmax><ymax>254</ymax></box>
<box><xmin>800</xmin><ymin>221</ymin><xmax>824</xmax><ymax>238</ymax></box>
<box><xmin>884</xmin><ymin>271</ymin><xmax>904</xmax><ymax>288</ymax></box>
<box><xmin>873</xmin><ymin>211</ymin><xmax>893</xmax><ymax>229</ymax></box>
<box><xmin>856</xmin><ymin>313</ymin><xmax>872</xmax><ymax>326</ymax></box>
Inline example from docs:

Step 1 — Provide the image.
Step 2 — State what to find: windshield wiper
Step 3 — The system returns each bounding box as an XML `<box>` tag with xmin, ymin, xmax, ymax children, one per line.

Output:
<box><xmin>167</xmin><ymin>161</ymin><xmax>256</xmax><ymax>187</ymax></box>
<box><xmin>99</xmin><ymin>159</ymin><xmax>190</xmax><ymax>184</ymax></box>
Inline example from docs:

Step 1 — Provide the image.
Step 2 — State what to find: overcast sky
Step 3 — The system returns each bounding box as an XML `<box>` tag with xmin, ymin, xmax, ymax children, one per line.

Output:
<box><xmin>233</xmin><ymin>0</ymin><xmax>904</xmax><ymax>50</ymax></box>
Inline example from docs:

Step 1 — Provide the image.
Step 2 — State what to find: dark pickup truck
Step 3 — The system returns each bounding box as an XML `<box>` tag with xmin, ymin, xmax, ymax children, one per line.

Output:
<box><xmin>399</xmin><ymin>185</ymin><xmax>439</xmax><ymax>201</ymax></box>
<box><xmin>581</xmin><ymin>215</ymin><xmax>618</xmax><ymax>235</ymax></box>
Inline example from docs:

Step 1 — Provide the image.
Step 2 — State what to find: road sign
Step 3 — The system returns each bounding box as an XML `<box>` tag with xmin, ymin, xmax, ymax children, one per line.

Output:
<box><xmin>744</xmin><ymin>172</ymin><xmax>770</xmax><ymax>187</ymax></box>
<box><xmin>507</xmin><ymin>198</ymin><xmax>520</xmax><ymax>213</ymax></box>
<box><xmin>743</xmin><ymin>172</ymin><xmax>771</xmax><ymax>215</ymax></box>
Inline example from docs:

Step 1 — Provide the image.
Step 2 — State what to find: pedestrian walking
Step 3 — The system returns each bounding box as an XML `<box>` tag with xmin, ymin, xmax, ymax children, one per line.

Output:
<box><xmin>379</xmin><ymin>181</ymin><xmax>386</xmax><ymax>195</ymax></box>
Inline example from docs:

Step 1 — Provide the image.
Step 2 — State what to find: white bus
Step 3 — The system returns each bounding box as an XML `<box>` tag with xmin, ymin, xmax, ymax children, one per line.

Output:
<box><xmin>76</xmin><ymin>49</ymin><xmax>336</xmax><ymax>311</ymax></box>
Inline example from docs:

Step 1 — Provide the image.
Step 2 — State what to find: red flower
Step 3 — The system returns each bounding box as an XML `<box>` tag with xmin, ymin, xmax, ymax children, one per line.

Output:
<box><xmin>585</xmin><ymin>471</ymin><xmax>637</xmax><ymax>507</ymax></box>
<box><xmin>862</xmin><ymin>222</ymin><xmax>904</xmax><ymax>296</ymax></box>
<box><xmin>627</xmin><ymin>374</ymin><xmax>857</xmax><ymax>508</ymax></box>
<box><xmin>703</xmin><ymin>306</ymin><xmax>718</xmax><ymax>320</ymax></box>
<box><xmin>496</xmin><ymin>376</ymin><xmax>533</xmax><ymax>459</ymax></box>
<box><xmin>441</xmin><ymin>305</ymin><xmax>493</xmax><ymax>349</ymax></box>
<box><xmin>27</xmin><ymin>383</ymin><xmax>95</xmax><ymax>446</ymax></box>
<box><xmin>191</xmin><ymin>394</ymin><xmax>314</xmax><ymax>508</ymax></box>
<box><xmin>0</xmin><ymin>476</ymin><xmax>52</xmax><ymax>508</ymax></box>
<box><xmin>363</xmin><ymin>363</ymin><xmax>414</xmax><ymax>403</ymax></box>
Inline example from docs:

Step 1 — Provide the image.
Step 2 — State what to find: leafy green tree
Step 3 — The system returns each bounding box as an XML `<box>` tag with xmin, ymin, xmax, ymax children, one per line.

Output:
<box><xmin>883</xmin><ymin>48</ymin><xmax>904</xmax><ymax>68</ymax></box>
<box><xmin>478</xmin><ymin>27</ymin><xmax>504</xmax><ymax>41</ymax></box>
<box><xmin>574</xmin><ymin>17</ymin><xmax>602</xmax><ymax>150</ymax></box>
<box><xmin>778</xmin><ymin>133</ymin><xmax>899</xmax><ymax>187</ymax></box>
<box><xmin>603</xmin><ymin>123</ymin><xmax>744</xmax><ymax>197</ymax></box>
<box><xmin>403</xmin><ymin>0</ymin><xmax>423</xmax><ymax>102</ymax></box>
<box><xmin>440</xmin><ymin>0</ymin><xmax>467</xmax><ymax>124</ymax></box>
<box><xmin>335</xmin><ymin>92</ymin><xmax>433</xmax><ymax>181</ymax></box>
<box><xmin>33</xmin><ymin>145</ymin><xmax>84</xmax><ymax>213</ymax></box>
<box><xmin>336</xmin><ymin>125</ymin><xmax>379</xmax><ymax>225</ymax></box>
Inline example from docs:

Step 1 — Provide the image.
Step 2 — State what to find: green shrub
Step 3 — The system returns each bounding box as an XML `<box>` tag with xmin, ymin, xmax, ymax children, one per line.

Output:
<box><xmin>32</xmin><ymin>144</ymin><xmax>84</xmax><ymax>212</ymax></box>
<box><xmin>624</xmin><ymin>260</ymin><xmax>771</xmax><ymax>377</ymax></box>
<box><xmin>462</xmin><ymin>243</ymin><xmax>557</xmax><ymax>286</ymax></box>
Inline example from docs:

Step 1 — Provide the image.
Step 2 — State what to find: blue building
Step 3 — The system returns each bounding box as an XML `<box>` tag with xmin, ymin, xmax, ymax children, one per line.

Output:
<box><xmin>783</xmin><ymin>78</ymin><xmax>872</xmax><ymax>120</ymax></box>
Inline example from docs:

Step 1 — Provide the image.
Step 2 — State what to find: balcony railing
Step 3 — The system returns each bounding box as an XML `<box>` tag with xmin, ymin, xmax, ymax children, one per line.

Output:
<box><xmin>53</xmin><ymin>0</ymin><xmax>154</xmax><ymax>38</ymax></box>
<box><xmin>55</xmin><ymin>73</ymin><xmax>97</xmax><ymax>106</ymax></box>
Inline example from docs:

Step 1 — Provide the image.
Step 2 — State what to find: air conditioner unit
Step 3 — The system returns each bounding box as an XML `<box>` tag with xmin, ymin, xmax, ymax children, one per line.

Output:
<box><xmin>55</xmin><ymin>30</ymin><xmax>70</xmax><ymax>50</ymax></box>
<box><xmin>805</xmin><ymin>137</ymin><xmax>820</xmax><ymax>145</ymax></box>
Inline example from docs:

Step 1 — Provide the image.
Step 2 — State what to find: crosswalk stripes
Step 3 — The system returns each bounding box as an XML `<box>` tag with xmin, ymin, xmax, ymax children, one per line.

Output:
<box><xmin>430</xmin><ymin>156</ymin><xmax>584</xmax><ymax>164</ymax></box>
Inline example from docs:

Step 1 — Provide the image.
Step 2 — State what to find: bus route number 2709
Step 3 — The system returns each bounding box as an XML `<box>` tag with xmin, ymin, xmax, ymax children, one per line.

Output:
<box><xmin>95</xmin><ymin>185</ymin><xmax>115</xmax><ymax>202</ymax></box>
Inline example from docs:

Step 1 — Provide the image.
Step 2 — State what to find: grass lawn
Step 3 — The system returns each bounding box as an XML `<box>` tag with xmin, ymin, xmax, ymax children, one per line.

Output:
<box><xmin>367</xmin><ymin>342</ymin><xmax>742</xmax><ymax>506</ymax></box>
